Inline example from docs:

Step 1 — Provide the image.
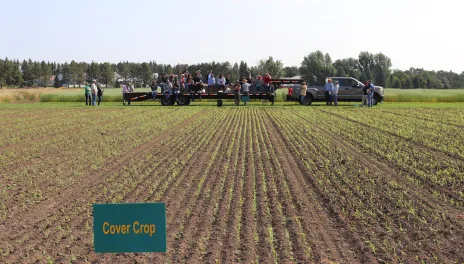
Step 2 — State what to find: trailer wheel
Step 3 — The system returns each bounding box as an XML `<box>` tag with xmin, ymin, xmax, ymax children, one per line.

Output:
<box><xmin>161</xmin><ymin>97</ymin><xmax>174</xmax><ymax>106</ymax></box>
<box><xmin>177</xmin><ymin>96</ymin><xmax>189</xmax><ymax>106</ymax></box>
<box><xmin>302</xmin><ymin>95</ymin><xmax>313</xmax><ymax>106</ymax></box>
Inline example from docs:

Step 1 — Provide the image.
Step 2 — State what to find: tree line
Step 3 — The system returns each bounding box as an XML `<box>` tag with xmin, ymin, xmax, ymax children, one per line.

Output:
<box><xmin>1</xmin><ymin>51</ymin><xmax>463</xmax><ymax>88</ymax></box>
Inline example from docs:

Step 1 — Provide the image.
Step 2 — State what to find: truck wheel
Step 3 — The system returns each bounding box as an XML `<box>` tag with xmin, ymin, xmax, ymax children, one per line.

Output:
<box><xmin>373</xmin><ymin>95</ymin><xmax>380</xmax><ymax>105</ymax></box>
<box><xmin>302</xmin><ymin>96</ymin><xmax>313</xmax><ymax>106</ymax></box>
<box><xmin>176</xmin><ymin>96</ymin><xmax>189</xmax><ymax>106</ymax></box>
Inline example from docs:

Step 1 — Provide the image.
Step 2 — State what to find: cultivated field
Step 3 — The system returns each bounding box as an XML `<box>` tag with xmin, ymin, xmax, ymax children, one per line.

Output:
<box><xmin>0</xmin><ymin>106</ymin><xmax>463</xmax><ymax>263</ymax></box>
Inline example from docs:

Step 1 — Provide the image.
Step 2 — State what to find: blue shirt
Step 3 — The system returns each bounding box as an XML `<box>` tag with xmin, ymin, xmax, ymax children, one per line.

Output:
<box><xmin>325</xmin><ymin>83</ymin><xmax>334</xmax><ymax>91</ymax></box>
<box><xmin>208</xmin><ymin>77</ymin><xmax>215</xmax><ymax>85</ymax></box>
<box><xmin>368</xmin><ymin>83</ymin><xmax>375</xmax><ymax>94</ymax></box>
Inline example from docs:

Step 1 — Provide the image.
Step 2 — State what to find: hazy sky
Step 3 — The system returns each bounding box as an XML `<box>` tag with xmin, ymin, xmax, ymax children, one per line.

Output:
<box><xmin>1</xmin><ymin>0</ymin><xmax>463</xmax><ymax>73</ymax></box>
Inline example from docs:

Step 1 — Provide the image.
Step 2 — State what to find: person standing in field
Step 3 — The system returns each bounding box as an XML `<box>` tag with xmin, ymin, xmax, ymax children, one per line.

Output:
<box><xmin>91</xmin><ymin>79</ymin><xmax>98</xmax><ymax>106</ymax></box>
<box><xmin>367</xmin><ymin>79</ymin><xmax>375</xmax><ymax>107</ymax></box>
<box><xmin>97</xmin><ymin>82</ymin><xmax>104</xmax><ymax>106</ymax></box>
<box><xmin>332</xmin><ymin>80</ymin><xmax>339</xmax><ymax>106</ymax></box>
<box><xmin>300</xmin><ymin>81</ymin><xmax>307</xmax><ymax>105</ymax></box>
<box><xmin>362</xmin><ymin>81</ymin><xmax>369</xmax><ymax>107</ymax></box>
<box><xmin>325</xmin><ymin>78</ymin><xmax>334</xmax><ymax>105</ymax></box>
<box><xmin>233</xmin><ymin>81</ymin><xmax>241</xmax><ymax>106</ymax></box>
<box><xmin>84</xmin><ymin>82</ymin><xmax>91</xmax><ymax>106</ymax></box>
<box><xmin>122</xmin><ymin>81</ymin><xmax>133</xmax><ymax>105</ymax></box>
<box><xmin>241</xmin><ymin>78</ymin><xmax>250</xmax><ymax>106</ymax></box>
<box><xmin>268</xmin><ymin>83</ymin><xmax>276</xmax><ymax>105</ymax></box>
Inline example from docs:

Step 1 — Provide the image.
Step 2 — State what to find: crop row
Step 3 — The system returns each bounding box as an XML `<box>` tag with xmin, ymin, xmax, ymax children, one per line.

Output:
<box><xmin>0</xmin><ymin>108</ymin><xmax>218</xmax><ymax>262</ymax></box>
<box><xmin>306</xmin><ymin>109</ymin><xmax>464</xmax><ymax>206</ymax></box>
<box><xmin>323</xmin><ymin>108</ymin><xmax>464</xmax><ymax>158</ymax></box>
<box><xmin>0</xmin><ymin>108</ymin><xmax>201</xmax><ymax>221</ymax></box>
<box><xmin>265</xmin><ymin>108</ymin><xmax>463</xmax><ymax>263</ymax></box>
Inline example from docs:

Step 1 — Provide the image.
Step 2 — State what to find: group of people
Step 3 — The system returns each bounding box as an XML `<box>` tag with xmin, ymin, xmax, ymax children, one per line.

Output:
<box><xmin>147</xmin><ymin>69</ymin><xmax>276</xmax><ymax>105</ymax></box>
<box><xmin>362</xmin><ymin>80</ymin><xmax>376</xmax><ymax>107</ymax></box>
<box><xmin>323</xmin><ymin>79</ymin><xmax>340</xmax><ymax>106</ymax></box>
<box><xmin>84</xmin><ymin>80</ymin><xmax>104</xmax><ymax>106</ymax></box>
<box><xmin>322</xmin><ymin>79</ymin><xmax>376</xmax><ymax>107</ymax></box>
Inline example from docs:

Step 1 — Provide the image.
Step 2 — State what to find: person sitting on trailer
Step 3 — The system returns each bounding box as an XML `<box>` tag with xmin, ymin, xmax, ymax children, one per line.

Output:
<box><xmin>263</xmin><ymin>73</ymin><xmax>271</xmax><ymax>92</ymax></box>
<box><xmin>217</xmin><ymin>74</ymin><xmax>226</xmax><ymax>92</ymax></box>
<box><xmin>192</xmin><ymin>71</ymin><xmax>203</xmax><ymax>101</ymax></box>
<box><xmin>254</xmin><ymin>75</ymin><xmax>263</xmax><ymax>93</ymax></box>
<box><xmin>172</xmin><ymin>82</ymin><xmax>180</xmax><ymax>102</ymax></box>
<box><xmin>150</xmin><ymin>80</ymin><xmax>158</xmax><ymax>101</ymax></box>
<box><xmin>225</xmin><ymin>74</ymin><xmax>231</xmax><ymax>87</ymax></box>
<box><xmin>163</xmin><ymin>79</ymin><xmax>172</xmax><ymax>99</ymax></box>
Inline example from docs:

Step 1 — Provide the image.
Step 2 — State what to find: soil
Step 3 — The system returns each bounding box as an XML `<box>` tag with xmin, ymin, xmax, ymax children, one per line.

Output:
<box><xmin>1</xmin><ymin>107</ymin><xmax>463</xmax><ymax>264</ymax></box>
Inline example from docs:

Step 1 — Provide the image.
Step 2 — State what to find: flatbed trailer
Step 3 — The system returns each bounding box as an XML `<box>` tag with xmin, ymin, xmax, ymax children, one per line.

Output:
<box><xmin>125</xmin><ymin>92</ymin><xmax>274</xmax><ymax>106</ymax></box>
<box><xmin>124</xmin><ymin>78</ymin><xmax>304</xmax><ymax>106</ymax></box>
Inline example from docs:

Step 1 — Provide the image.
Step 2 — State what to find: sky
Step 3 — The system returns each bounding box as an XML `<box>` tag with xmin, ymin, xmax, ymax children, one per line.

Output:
<box><xmin>1</xmin><ymin>0</ymin><xmax>463</xmax><ymax>73</ymax></box>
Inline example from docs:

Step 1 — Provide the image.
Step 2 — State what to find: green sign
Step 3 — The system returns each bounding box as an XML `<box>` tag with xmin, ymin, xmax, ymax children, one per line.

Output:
<box><xmin>93</xmin><ymin>203</ymin><xmax>166</xmax><ymax>253</ymax></box>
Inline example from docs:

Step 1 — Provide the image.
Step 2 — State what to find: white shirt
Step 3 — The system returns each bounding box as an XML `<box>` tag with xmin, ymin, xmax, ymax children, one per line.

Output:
<box><xmin>332</xmin><ymin>84</ymin><xmax>339</xmax><ymax>95</ymax></box>
<box><xmin>91</xmin><ymin>84</ymin><xmax>98</xmax><ymax>94</ymax></box>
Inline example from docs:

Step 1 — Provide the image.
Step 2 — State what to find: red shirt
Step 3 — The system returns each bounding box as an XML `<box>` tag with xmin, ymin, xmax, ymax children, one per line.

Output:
<box><xmin>263</xmin><ymin>75</ymin><xmax>271</xmax><ymax>84</ymax></box>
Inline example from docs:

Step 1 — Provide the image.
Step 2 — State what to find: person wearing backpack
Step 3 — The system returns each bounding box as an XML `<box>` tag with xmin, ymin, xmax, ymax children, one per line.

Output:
<box><xmin>84</xmin><ymin>82</ymin><xmax>91</xmax><ymax>106</ymax></box>
<box><xmin>97</xmin><ymin>83</ymin><xmax>104</xmax><ymax>106</ymax></box>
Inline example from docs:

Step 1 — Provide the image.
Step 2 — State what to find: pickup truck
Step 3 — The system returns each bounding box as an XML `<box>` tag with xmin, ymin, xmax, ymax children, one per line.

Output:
<box><xmin>285</xmin><ymin>77</ymin><xmax>385</xmax><ymax>105</ymax></box>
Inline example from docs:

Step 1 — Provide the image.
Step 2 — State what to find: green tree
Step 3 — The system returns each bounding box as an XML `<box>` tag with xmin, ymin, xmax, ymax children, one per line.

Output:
<box><xmin>373</xmin><ymin>53</ymin><xmax>392</xmax><ymax>87</ymax></box>
<box><xmin>231</xmin><ymin>62</ymin><xmax>239</xmax><ymax>82</ymax></box>
<box><xmin>336</xmin><ymin>66</ymin><xmax>346</xmax><ymax>77</ymax></box>
<box><xmin>284</xmin><ymin>66</ymin><xmax>299</xmax><ymax>77</ymax></box>
<box><xmin>238</xmin><ymin>61</ymin><xmax>248</xmax><ymax>79</ymax></box>
<box><xmin>140</xmin><ymin>62</ymin><xmax>153</xmax><ymax>87</ymax></box>
<box><xmin>299</xmin><ymin>51</ymin><xmax>335</xmax><ymax>85</ymax></box>
<box><xmin>256</xmin><ymin>56</ymin><xmax>285</xmax><ymax>78</ymax></box>
<box><xmin>40</xmin><ymin>61</ymin><xmax>52</xmax><ymax>87</ymax></box>
<box><xmin>116</xmin><ymin>62</ymin><xmax>131</xmax><ymax>83</ymax></box>
<box><xmin>87</xmin><ymin>61</ymin><xmax>100</xmax><ymax>82</ymax></box>
<box><xmin>100</xmin><ymin>62</ymin><xmax>113</xmax><ymax>87</ymax></box>
<box><xmin>0</xmin><ymin>58</ymin><xmax>23</xmax><ymax>87</ymax></box>
<box><xmin>358</xmin><ymin>51</ymin><xmax>375</xmax><ymax>81</ymax></box>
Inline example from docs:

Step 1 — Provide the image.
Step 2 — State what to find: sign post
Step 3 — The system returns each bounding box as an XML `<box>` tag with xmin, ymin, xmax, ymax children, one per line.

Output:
<box><xmin>93</xmin><ymin>203</ymin><xmax>166</xmax><ymax>253</ymax></box>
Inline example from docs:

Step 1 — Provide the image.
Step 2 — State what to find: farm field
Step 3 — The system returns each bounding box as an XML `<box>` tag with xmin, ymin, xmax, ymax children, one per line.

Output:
<box><xmin>0</xmin><ymin>105</ymin><xmax>463</xmax><ymax>263</ymax></box>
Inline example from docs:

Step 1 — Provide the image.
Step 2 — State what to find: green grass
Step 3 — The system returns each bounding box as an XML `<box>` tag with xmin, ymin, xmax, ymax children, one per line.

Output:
<box><xmin>384</xmin><ymin>88</ymin><xmax>464</xmax><ymax>102</ymax></box>
<box><xmin>1</xmin><ymin>101</ymin><xmax>464</xmax><ymax>109</ymax></box>
<box><xmin>2</xmin><ymin>86</ymin><xmax>464</xmax><ymax>108</ymax></box>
